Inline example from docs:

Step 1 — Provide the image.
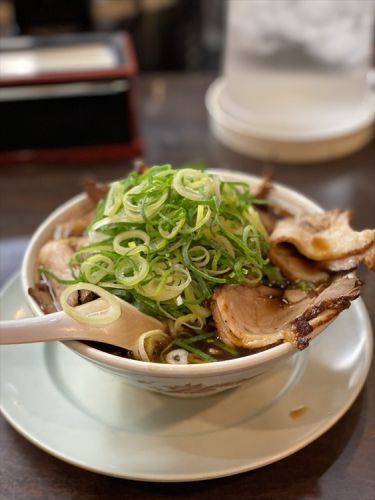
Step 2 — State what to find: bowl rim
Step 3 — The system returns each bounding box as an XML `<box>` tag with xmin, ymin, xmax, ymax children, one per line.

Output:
<box><xmin>21</xmin><ymin>168</ymin><xmax>324</xmax><ymax>376</ymax></box>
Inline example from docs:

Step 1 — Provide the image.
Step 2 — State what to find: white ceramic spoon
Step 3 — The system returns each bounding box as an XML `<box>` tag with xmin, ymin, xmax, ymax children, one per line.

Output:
<box><xmin>0</xmin><ymin>298</ymin><xmax>166</xmax><ymax>351</ymax></box>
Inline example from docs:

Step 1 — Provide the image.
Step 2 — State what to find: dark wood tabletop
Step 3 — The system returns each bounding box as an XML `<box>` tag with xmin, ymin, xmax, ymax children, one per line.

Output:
<box><xmin>0</xmin><ymin>74</ymin><xmax>374</xmax><ymax>500</ymax></box>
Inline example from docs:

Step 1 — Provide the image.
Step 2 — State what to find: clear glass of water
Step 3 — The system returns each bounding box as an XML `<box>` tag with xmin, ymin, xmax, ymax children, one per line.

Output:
<box><xmin>222</xmin><ymin>0</ymin><xmax>375</xmax><ymax>135</ymax></box>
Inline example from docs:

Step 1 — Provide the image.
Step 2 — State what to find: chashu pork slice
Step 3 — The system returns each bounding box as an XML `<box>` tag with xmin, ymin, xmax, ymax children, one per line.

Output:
<box><xmin>270</xmin><ymin>209</ymin><xmax>375</xmax><ymax>262</ymax></box>
<box><xmin>319</xmin><ymin>241</ymin><xmax>375</xmax><ymax>272</ymax></box>
<box><xmin>211</xmin><ymin>274</ymin><xmax>362</xmax><ymax>351</ymax></box>
<box><xmin>268</xmin><ymin>244</ymin><xmax>329</xmax><ymax>283</ymax></box>
<box><xmin>53</xmin><ymin>209</ymin><xmax>95</xmax><ymax>240</ymax></box>
<box><xmin>36</xmin><ymin>237</ymin><xmax>89</xmax><ymax>308</ymax></box>
<box><xmin>364</xmin><ymin>243</ymin><xmax>375</xmax><ymax>270</ymax></box>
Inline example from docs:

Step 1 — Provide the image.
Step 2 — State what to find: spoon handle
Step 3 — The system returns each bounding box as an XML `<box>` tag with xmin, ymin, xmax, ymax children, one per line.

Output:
<box><xmin>0</xmin><ymin>299</ymin><xmax>119</xmax><ymax>344</ymax></box>
<box><xmin>0</xmin><ymin>312</ymin><xmax>90</xmax><ymax>345</ymax></box>
<box><xmin>0</xmin><ymin>298</ymin><xmax>166</xmax><ymax>350</ymax></box>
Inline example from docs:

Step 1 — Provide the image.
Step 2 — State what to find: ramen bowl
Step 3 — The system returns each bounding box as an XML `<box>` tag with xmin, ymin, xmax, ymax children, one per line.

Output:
<box><xmin>21</xmin><ymin>170</ymin><xmax>323</xmax><ymax>398</ymax></box>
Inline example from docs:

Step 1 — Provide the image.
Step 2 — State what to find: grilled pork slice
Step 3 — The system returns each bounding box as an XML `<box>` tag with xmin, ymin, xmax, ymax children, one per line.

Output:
<box><xmin>211</xmin><ymin>275</ymin><xmax>362</xmax><ymax>351</ymax></box>
<box><xmin>53</xmin><ymin>210</ymin><xmax>95</xmax><ymax>240</ymax></box>
<box><xmin>364</xmin><ymin>244</ymin><xmax>375</xmax><ymax>270</ymax></box>
<box><xmin>319</xmin><ymin>242</ymin><xmax>375</xmax><ymax>272</ymax></box>
<box><xmin>268</xmin><ymin>244</ymin><xmax>329</xmax><ymax>283</ymax></box>
<box><xmin>29</xmin><ymin>282</ymin><xmax>59</xmax><ymax>314</ymax></box>
<box><xmin>254</xmin><ymin>174</ymin><xmax>273</xmax><ymax>199</ymax></box>
<box><xmin>37</xmin><ymin>237</ymin><xmax>89</xmax><ymax>308</ymax></box>
<box><xmin>256</xmin><ymin>202</ymin><xmax>293</xmax><ymax>236</ymax></box>
<box><xmin>82</xmin><ymin>178</ymin><xmax>109</xmax><ymax>203</ymax></box>
<box><xmin>270</xmin><ymin>210</ymin><xmax>375</xmax><ymax>262</ymax></box>
<box><xmin>258</xmin><ymin>209</ymin><xmax>277</xmax><ymax>235</ymax></box>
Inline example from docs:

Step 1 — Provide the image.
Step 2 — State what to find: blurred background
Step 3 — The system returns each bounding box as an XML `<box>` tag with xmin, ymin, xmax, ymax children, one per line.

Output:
<box><xmin>0</xmin><ymin>0</ymin><xmax>224</xmax><ymax>71</ymax></box>
<box><xmin>0</xmin><ymin>0</ymin><xmax>228</xmax><ymax>163</ymax></box>
<box><xmin>0</xmin><ymin>0</ymin><xmax>374</xmax><ymax>164</ymax></box>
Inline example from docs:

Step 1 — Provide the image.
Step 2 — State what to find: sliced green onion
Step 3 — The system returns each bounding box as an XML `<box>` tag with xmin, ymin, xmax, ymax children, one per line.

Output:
<box><xmin>81</xmin><ymin>254</ymin><xmax>114</xmax><ymax>284</ymax></box>
<box><xmin>137</xmin><ymin>263</ymin><xmax>191</xmax><ymax>301</ymax></box>
<box><xmin>38</xmin><ymin>267</ymin><xmax>78</xmax><ymax>285</ymax></box>
<box><xmin>213</xmin><ymin>339</ymin><xmax>239</xmax><ymax>356</ymax></box>
<box><xmin>104</xmin><ymin>182</ymin><xmax>124</xmax><ymax>216</ymax></box>
<box><xmin>245</xmin><ymin>206</ymin><xmax>269</xmax><ymax>241</ymax></box>
<box><xmin>172</xmin><ymin>168</ymin><xmax>215</xmax><ymax>201</ymax></box>
<box><xmin>60</xmin><ymin>283</ymin><xmax>121</xmax><ymax>325</ymax></box>
<box><xmin>184</xmin><ymin>204</ymin><xmax>211</xmax><ymax>233</ymax></box>
<box><xmin>113</xmin><ymin>230</ymin><xmax>150</xmax><ymax>255</ymax></box>
<box><xmin>188</xmin><ymin>245</ymin><xmax>210</xmax><ymax>266</ymax></box>
<box><xmin>123</xmin><ymin>182</ymin><xmax>169</xmax><ymax>222</ymax></box>
<box><xmin>90</xmin><ymin>215</ymin><xmax>131</xmax><ymax>232</ymax></box>
<box><xmin>174</xmin><ymin>313</ymin><xmax>205</xmax><ymax>332</ymax></box>
<box><xmin>115</xmin><ymin>255</ymin><xmax>149</xmax><ymax>287</ymax></box>
<box><xmin>174</xmin><ymin>339</ymin><xmax>217</xmax><ymax>362</ymax></box>
<box><xmin>184</xmin><ymin>331</ymin><xmax>216</xmax><ymax>344</ymax></box>
<box><xmin>134</xmin><ymin>329</ymin><xmax>170</xmax><ymax>362</ymax></box>
<box><xmin>158</xmin><ymin>217</ymin><xmax>185</xmax><ymax>239</ymax></box>
<box><xmin>52</xmin><ymin>165</ymin><xmax>271</xmax><ymax>343</ymax></box>
<box><xmin>182</xmin><ymin>243</ymin><xmax>227</xmax><ymax>284</ymax></box>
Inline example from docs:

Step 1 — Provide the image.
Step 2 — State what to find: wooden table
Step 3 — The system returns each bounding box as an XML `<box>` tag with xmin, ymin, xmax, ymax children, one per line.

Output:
<box><xmin>0</xmin><ymin>74</ymin><xmax>374</xmax><ymax>500</ymax></box>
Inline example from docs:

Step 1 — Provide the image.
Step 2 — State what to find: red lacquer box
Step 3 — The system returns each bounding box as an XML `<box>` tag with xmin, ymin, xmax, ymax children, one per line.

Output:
<box><xmin>0</xmin><ymin>32</ymin><xmax>142</xmax><ymax>164</ymax></box>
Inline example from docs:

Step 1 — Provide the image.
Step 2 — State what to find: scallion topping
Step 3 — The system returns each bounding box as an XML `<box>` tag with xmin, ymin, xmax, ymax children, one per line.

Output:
<box><xmin>66</xmin><ymin>165</ymin><xmax>273</xmax><ymax>332</ymax></box>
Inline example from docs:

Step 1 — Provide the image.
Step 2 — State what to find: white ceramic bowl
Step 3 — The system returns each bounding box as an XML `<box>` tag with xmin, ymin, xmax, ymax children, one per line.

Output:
<box><xmin>21</xmin><ymin>170</ymin><xmax>324</xmax><ymax>398</ymax></box>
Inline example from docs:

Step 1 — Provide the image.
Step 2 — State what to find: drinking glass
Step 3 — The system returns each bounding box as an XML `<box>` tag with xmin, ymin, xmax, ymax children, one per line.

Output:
<box><xmin>222</xmin><ymin>0</ymin><xmax>375</xmax><ymax>135</ymax></box>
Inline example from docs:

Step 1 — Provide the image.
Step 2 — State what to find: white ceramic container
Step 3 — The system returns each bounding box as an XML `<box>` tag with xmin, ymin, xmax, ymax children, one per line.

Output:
<box><xmin>21</xmin><ymin>170</ymin><xmax>324</xmax><ymax>397</ymax></box>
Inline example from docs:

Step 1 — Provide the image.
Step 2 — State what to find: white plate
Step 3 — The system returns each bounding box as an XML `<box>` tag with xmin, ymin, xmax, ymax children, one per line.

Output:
<box><xmin>0</xmin><ymin>273</ymin><xmax>373</xmax><ymax>482</ymax></box>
